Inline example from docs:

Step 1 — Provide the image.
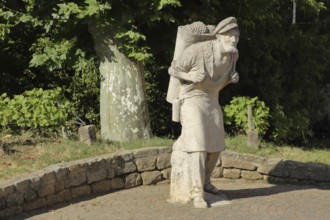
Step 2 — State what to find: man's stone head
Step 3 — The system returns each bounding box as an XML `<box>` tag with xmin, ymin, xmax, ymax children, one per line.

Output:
<box><xmin>214</xmin><ymin>17</ymin><xmax>240</xmax><ymax>48</ymax></box>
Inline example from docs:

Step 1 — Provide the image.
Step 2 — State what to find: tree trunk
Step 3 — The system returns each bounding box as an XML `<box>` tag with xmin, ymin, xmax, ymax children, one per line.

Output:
<box><xmin>88</xmin><ymin>22</ymin><xmax>152</xmax><ymax>141</ymax></box>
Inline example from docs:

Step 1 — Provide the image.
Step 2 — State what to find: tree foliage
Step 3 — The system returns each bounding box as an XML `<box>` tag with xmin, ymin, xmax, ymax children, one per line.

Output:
<box><xmin>0</xmin><ymin>0</ymin><xmax>329</xmax><ymax>144</ymax></box>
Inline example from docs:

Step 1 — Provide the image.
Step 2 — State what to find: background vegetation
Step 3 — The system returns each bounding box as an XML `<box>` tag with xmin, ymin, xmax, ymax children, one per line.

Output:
<box><xmin>0</xmin><ymin>0</ymin><xmax>329</xmax><ymax>145</ymax></box>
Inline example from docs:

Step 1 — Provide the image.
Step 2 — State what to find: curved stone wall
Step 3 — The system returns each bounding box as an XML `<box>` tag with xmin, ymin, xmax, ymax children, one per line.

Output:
<box><xmin>1</xmin><ymin>147</ymin><xmax>329</xmax><ymax>219</ymax></box>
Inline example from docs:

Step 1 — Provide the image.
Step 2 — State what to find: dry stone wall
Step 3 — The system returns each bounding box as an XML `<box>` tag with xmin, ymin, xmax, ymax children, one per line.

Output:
<box><xmin>0</xmin><ymin>147</ymin><xmax>171</xmax><ymax>219</ymax></box>
<box><xmin>1</xmin><ymin>147</ymin><xmax>330</xmax><ymax>219</ymax></box>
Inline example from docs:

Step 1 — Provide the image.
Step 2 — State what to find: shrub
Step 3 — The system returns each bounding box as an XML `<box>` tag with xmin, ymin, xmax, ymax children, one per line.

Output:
<box><xmin>224</xmin><ymin>96</ymin><xmax>270</xmax><ymax>136</ymax></box>
<box><xmin>0</xmin><ymin>88</ymin><xmax>73</xmax><ymax>131</ymax></box>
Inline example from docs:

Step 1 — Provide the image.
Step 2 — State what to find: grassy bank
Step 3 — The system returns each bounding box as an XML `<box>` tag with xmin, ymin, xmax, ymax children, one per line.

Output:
<box><xmin>1</xmin><ymin>134</ymin><xmax>329</xmax><ymax>180</ymax></box>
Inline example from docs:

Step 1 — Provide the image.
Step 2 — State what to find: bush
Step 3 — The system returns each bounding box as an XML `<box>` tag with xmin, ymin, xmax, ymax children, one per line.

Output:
<box><xmin>224</xmin><ymin>96</ymin><xmax>270</xmax><ymax>136</ymax></box>
<box><xmin>0</xmin><ymin>88</ymin><xmax>73</xmax><ymax>131</ymax></box>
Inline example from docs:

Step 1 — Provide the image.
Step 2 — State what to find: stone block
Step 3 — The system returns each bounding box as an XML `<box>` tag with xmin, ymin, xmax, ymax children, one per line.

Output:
<box><xmin>156</xmin><ymin>154</ymin><xmax>171</xmax><ymax>170</ymax></box>
<box><xmin>6</xmin><ymin>192</ymin><xmax>24</xmax><ymax>207</ymax></box>
<box><xmin>223</xmin><ymin>169</ymin><xmax>241</xmax><ymax>179</ymax></box>
<box><xmin>135</xmin><ymin>157</ymin><xmax>157</xmax><ymax>172</ymax></box>
<box><xmin>38</xmin><ymin>184</ymin><xmax>55</xmax><ymax>197</ymax></box>
<box><xmin>133</xmin><ymin>148</ymin><xmax>159</xmax><ymax>159</ymax></box>
<box><xmin>23</xmin><ymin>198</ymin><xmax>46</xmax><ymax>211</ymax></box>
<box><xmin>0</xmin><ymin>197</ymin><xmax>5</xmax><ymax>209</ymax></box>
<box><xmin>211</xmin><ymin>167</ymin><xmax>223</xmax><ymax>178</ymax></box>
<box><xmin>68</xmin><ymin>162</ymin><xmax>88</xmax><ymax>173</ymax></box>
<box><xmin>79</xmin><ymin>125</ymin><xmax>96</xmax><ymax>145</ymax></box>
<box><xmin>0</xmin><ymin>185</ymin><xmax>14</xmax><ymax>198</ymax></box>
<box><xmin>239</xmin><ymin>153</ymin><xmax>266</xmax><ymax>164</ymax></box>
<box><xmin>87</xmin><ymin>158</ymin><xmax>106</xmax><ymax>171</ymax></box>
<box><xmin>29</xmin><ymin>175</ymin><xmax>41</xmax><ymax>191</ymax></box>
<box><xmin>71</xmin><ymin>185</ymin><xmax>91</xmax><ymax>199</ymax></box>
<box><xmin>40</xmin><ymin>171</ymin><xmax>56</xmax><ymax>185</ymax></box>
<box><xmin>107</xmin><ymin>166</ymin><xmax>115</xmax><ymax>178</ymax></box>
<box><xmin>141</xmin><ymin>171</ymin><xmax>163</xmax><ymax>185</ymax></box>
<box><xmin>114</xmin><ymin>162</ymin><xmax>137</xmax><ymax>175</ymax></box>
<box><xmin>14</xmin><ymin>179</ymin><xmax>31</xmax><ymax>192</ymax></box>
<box><xmin>53</xmin><ymin>166</ymin><xmax>69</xmax><ymax>180</ymax></box>
<box><xmin>161</xmin><ymin>168</ymin><xmax>172</xmax><ymax>180</ymax></box>
<box><xmin>257</xmin><ymin>158</ymin><xmax>289</xmax><ymax>177</ymax></box>
<box><xmin>285</xmin><ymin>160</ymin><xmax>308</xmax><ymax>180</ymax></box>
<box><xmin>306</xmin><ymin>163</ymin><xmax>330</xmax><ymax>181</ymax></box>
<box><xmin>241</xmin><ymin>170</ymin><xmax>263</xmax><ymax>180</ymax></box>
<box><xmin>0</xmin><ymin>206</ymin><xmax>22</xmax><ymax>219</ymax></box>
<box><xmin>124</xmin><ymin>173</ymin><xmax>142</xmax><ymax>188</ymax></box>
<box><xmin>46</xmin><ymin>194</ymin><xmax>59</xmax><ymax>206</ymax></box>
<box><xmin>157</xmin><ymin>146</ymin><xmax>172</xmax><ymax>154</ymax></box>
<box><xmin>65</xmin><ymin>172</ymin><xmax>86</xmax><ymax>187</ymax></box>
<box><xmin>110</xmin><ymin>178</ymin><xmax>124</xmax><ymax>190</ymax></box>
<box><xmin>222</xmin><ymin>157</ymin><xmax>257</xmax><ymax>171</ymax></box>
<box><xmin>87</xmin><ymin>169</ymin><xmax>107</xmax><ymax>184</ymax></box>
<box><xmin>55</xmin><ymin>180</ymin><xmax>65</xmax><ymax>193</ymax></box>
<box><xmin>24</xmin><ymin>189</ymin><xmax>37</xmax><ymax>202</ymax></box>
<box><xmin>91</xmin><ymin>180</ymin><xmax>111</xmax><ymax>193</ymax></box>
<box><xmin>57</xmin><ymin>189</ymin><xmax>72</xmax><ymax>202</ymax></box>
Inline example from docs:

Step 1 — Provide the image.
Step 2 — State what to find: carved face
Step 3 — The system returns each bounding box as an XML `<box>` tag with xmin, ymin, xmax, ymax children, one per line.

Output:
<box><xmin>218</xmin><ymin>28</ymin><xmax>240</xmax><ymax>48</ymax></box>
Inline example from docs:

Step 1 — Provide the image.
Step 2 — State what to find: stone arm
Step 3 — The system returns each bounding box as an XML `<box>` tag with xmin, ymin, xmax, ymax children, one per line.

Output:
<box><xmin>168</xmin><ymin>66</ymin><xmax>206</xmax><ymax>84</ymax></box>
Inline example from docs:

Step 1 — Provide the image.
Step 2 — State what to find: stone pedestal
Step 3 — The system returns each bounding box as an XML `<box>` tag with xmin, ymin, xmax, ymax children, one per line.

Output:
<box><xmin>79</xmin><ymin>125</ymin><xmax>96</xmax><ymax>145</ymax></box>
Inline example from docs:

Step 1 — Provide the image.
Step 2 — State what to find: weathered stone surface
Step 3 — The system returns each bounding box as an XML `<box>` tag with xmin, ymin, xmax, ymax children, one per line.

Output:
<box><xmin>0</xmin><ymin>206</ymin><xmax>22</xmax><ymax>219</ymax></box>
<box><xmin>211</xmin><ymin>167</ymin><xmax>223</xmax><ymax>178</ymax></box>
<box><xmin>91</xmin><ymin>180</ymin><xmax>111</xmax><ymax>193</ymax></box>
<box><xmin>24</xmin><ymin>189</ymin><xmax>37</xmax><ymax>202</ymax></box>
<box><xmin>55</xmin><ymin>180</ymin><xmax>65</xmax><ymax>193</ymax></box>
<box><xmin>257</xmin><ymin>158</ymin><xmax>289</xmax><ymax>177</ymax></box>
<box><xmin>223</xmin><ymin>169</ymin><xmax>241</xmax><ymax>179</ymax></box>
<box><xmin>107</xmin><ymin>166</ymin><xmax>115</xmax><ymax>178</ymax></box>
<box><xmin>306</xmin><ymin>163</ymin><xmax>330</xmax><ymax>181</ymax></box>
<box><xmin>221</xmin><ymin>150</ymin><xmax>240</xmax><ymax>160</ymax></box>
<box><xmin>79</xmin><ymin>125</ymin><xmax>96</xmax><ymax>145</ymax></box>
<box><xmin>14</xmin><ymin>179</ymin><xmax>31</xmax><ymax>192</ymax></box>
<box><xmin>238</xmin><ymin>153</ymin><xmax>266</xmax><ymax>164</ymax></box>
<box><xmin>117</xmin><ymin>152</ymin><xmax>134</xmax><ymax>162</ymax></box>
<box><xmin>87</xmin><ymin>158</ymin><xmax>106</xmax><ymax>171</ymax></box>
<box><xmin>6</xmin><ymin>192</ymin><xmax>24</xmax><ymax>207</ymax></box>
<box><xmin>40</xmin><ymin>171</ymin><xmax>56</xmax><ymax>186</ymax></box>
<box><xmin>222</xmin><ymin>157</ymin><xmax>257</xmax><ymax>171</ymax></box>
<box><xmin>57</xmin><ymin>189</ymin><xmax>72</xmax><ymax>202</ymax></box>
<box><xmin>110</xmin><ymin>178</ymin><xmax>124</xmax><ymax>190</ymax></box>
<box><xmin>29</xmin><ymin>175</ymin><xmax>41</xmax><ymax>191</ymax></box>
<box><xmin>67</xmin><ymin>162</ymin><xmax>88</xmax><ymax>173</ymax></box>
<box><xmin>285</xmin><ymin>160</ymin><xmax>308</xmax><ymax>180</ymax></box>
<box><xmin>23</xmin><ymin>198</ymin><xmax>46</xmax><ymax>211</ymax></box>
<box><xmin>136</xmin><ymin>157</ymin><xmax>156</xmax><ymax>172</ymax></box>
<box><xmin>46</xmin><ymin>194</ymin><xmax>59</xmax><ymax>206</ymax></box>
<box><xmin>87</xmin><ymin>169</ymin><xmax>107</xmax><ymax>184</ymax></box>
<box><xmin>157</xmin><ymin>146</ymin><xmax>172</xmax><ymax>154</ymax></box>
<box><xmin>133</xmin><ymin>148</ymin><xmax>158</xmax><ymax>159</ymax></box>
<box><xmin>65</xmin><ymin>172</ymin><xmax>86</xmax><ymax>187</ymax></box>
<box><xmin>53</xmin><ymin>166</ymin><xmax>68</xmax><ymax>181</ymax></box>
<box><xmin>161</xmin><ymin>168</ymin><xmax>172</xmax><ymax>180</ymax></box>
<box><xmin>241</xmin><ymin>170</ymin><xmax>263</xmax><ymax>180</ymax></box>
<box><xmin>0</xmin><ymin>185</ymin><xmax>14</xmax><ymax>198</ymax></box>
<box><xmin>156</xmin><ymin>154</ymin><xmax>171</xmax><ymax>170</ymax></box>
<box><xmin>0</xmin><ymin>197</ymin><xmax>5</xmax><ymax>209</ymax></box>
<box><xmin>141</xmin><ymin>171</ymin><xmax>163</xmax><ymax>185</ymax></box>
<box><xmin>71</xmin><ymin>185</ymin><xmax>91</xmax><ymax>199</ymax></box>
<box><xmin>114</xmin><ymin>162</ymin><xmax>137</xmax><ymax>175</ymax></box>
<box><xmin>38</xmin><ymin>184</ymin><xmax>55</xmax><ymax>197</ymax></box>
<box><xmin>124</xmin><ymin>173</ymin><xmax>142</xmax><ymax>188</ymax></box>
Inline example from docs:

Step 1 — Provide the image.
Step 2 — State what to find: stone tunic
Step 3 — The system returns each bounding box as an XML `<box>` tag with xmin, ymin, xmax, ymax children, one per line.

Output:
<box><xmin>171</xmin><ymin>40</ymin><xmax>237</xmax><ymax>153</ymax></box>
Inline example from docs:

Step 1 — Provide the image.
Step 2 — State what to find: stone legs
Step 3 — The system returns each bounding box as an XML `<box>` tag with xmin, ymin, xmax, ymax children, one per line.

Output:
<box><xmin>169</xmin><ymin>140</ymin><xmax>220</xmax><ymax>208</ymax></box>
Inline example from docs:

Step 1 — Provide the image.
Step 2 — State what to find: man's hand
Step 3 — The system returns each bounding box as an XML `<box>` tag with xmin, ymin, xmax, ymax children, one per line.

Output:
<box><xmin>189</xmin><ymin>71</ymin><xmax>207</xmax><ymax>83</ymax></box>
<box><xmin>229</xmin><ymin>72</ymin><xmax>239</xmax><ymax>84</ymax></box>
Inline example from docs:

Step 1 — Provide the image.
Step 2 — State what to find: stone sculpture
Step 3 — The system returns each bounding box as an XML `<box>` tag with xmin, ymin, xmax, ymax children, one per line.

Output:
<box><xmin>166</xmin><ymin>17</ymin><xmax>240</xmax><ymax>208</ymax></box>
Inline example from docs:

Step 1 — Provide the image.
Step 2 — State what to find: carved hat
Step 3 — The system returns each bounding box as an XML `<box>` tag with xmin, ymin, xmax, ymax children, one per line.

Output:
<box><xmin>214</xmin><ymin>17</ymin><xmax>238</xmax><ymax>35</ymax></box>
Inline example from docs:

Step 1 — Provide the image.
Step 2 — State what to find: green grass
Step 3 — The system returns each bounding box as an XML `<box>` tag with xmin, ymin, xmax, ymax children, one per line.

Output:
<box><xmin>226</xmin><ymin>135</ymin><xmax>330</xmax><ymax>165</ymax></box>
<box><xmin>1</xmin><ymin>134</ymin><xmax>330</xmax><ymax>181</ymax></box>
